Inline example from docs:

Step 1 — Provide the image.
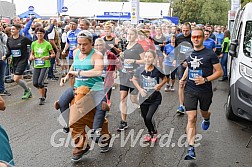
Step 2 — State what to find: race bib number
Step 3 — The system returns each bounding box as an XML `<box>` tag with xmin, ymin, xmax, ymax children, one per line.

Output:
<box><xmin>180</xmin><ymin>45</ymin><xmax>190</xmax><ymax>54</ymax></box>
<box><xmin>11</xmin><ymin>50</ymin><xmax>21</xmax><ymax>57</ymax></box>
<box><xmin>142</xmin><ymin>75</ymin><xmax>157</xmax><ymax>90</ymax></box>
<box><xmin>124</xmin><ymin>59</ymin><xmax>133</xmax><ymax>69</ymax></box>
<box><xmin>189</xmin><ymin>69</ymin><xmax>203</xmax><ymax>80</ymax></box>
<box><xmin>35</xmin><ymin>59</ymin><xmax>45</xmax><ymax>66</ymax></box>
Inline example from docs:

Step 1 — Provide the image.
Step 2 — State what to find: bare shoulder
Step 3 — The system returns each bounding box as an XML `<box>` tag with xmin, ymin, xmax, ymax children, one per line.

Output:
<box><xmin>73</xmin><ymin>49</ymin><xmax>80</xmax><ymax>58</ymax></box>
<box><xmin>92</xmin><ymin>50</ymin><xmax>103</xmax><ymax>59</ymax></box>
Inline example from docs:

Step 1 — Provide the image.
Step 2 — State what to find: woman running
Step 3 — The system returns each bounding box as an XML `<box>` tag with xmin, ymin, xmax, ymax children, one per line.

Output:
<box><xmin>132</xmin><ymin>50</ymin><xmax>167</xmax><ymax>143</ymax></box>
<box><xmin>29</xmin><ymin>28</ymin><xmax>55</xmax><ymax>105</ymax></box>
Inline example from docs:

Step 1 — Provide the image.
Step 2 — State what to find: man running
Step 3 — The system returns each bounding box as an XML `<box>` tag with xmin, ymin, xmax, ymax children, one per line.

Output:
<box><xmin>180</xmin><ymin>27</ymin><xmax>223</xmax><ymax>160</ymax></box>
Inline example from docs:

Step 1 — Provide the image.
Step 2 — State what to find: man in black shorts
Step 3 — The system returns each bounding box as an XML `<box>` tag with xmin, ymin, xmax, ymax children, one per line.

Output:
<box><xmin>180</xmin><ymin>27</ymin><xmax>223</xmax><ymax>160</ymax></box>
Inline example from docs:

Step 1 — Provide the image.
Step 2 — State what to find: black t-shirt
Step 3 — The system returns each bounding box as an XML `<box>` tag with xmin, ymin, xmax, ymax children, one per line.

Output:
<box><xmin>134</xmin><ymin>66</ymin><xmax>165</xmax><ymax>104</ymax></box>
<box><xmin>6</xmin><ymin>35</ymin><xmax>32</xmax><ymax>66</ymax></box>
<box><xmin>174</xmin><ymin>33</ymin><xmax>193</xmax><ymax>64</ymax></box>
<box><xmin>153</xmin><ymin>35</ymin><xmax>166</xmax><ymax>51</ymax></box>
<box><xmin>185</xmin><ymin>47</ymin><xmax>219</xmax><ymax>93</ymax></box>
<box><xmin>123</xmin><ymin>43</ymin><xmax>144</xmax><ymax>71</ymax></box>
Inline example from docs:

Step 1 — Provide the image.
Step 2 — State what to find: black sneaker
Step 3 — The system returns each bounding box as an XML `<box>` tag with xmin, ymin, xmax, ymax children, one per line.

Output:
<box><xmin>0</xmin><ymin>90</ymin><xmax>11</xmax><ymax>96</ymax></box>
<box><xmin>63</xmin><ymin>126</ymin><xmax>70</xmax><ymax>133</ymax></box>
<box><xmin>71</xmin><ymin>145</ymin><xmax>90</xmax><ymax>162</ymax></box>
<box><xmin>39</xmin><ymin>97</ymin><xmax>46</xmax><ymax>105</ymax></box>
<box><xmin>117</xmin><ymin>121</ymin><xmax>128</xmax><ymax>131</ymax></box>
<box><xmin>100</xmin><ymin>142</ymin><xmax>111</xmax><ymax>153</ymax></box>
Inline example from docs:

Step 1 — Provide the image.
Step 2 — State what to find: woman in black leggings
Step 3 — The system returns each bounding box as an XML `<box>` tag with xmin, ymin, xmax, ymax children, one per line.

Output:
<box><xmin>132</xmin><ymin>50</ymin><xmax>167</xmax><ymax>143</ymax></box>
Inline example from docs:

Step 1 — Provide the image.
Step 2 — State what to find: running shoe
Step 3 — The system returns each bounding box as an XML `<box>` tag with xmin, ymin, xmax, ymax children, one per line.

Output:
<box><xmin>100</xmin><ymin>137</ymin><xmax>111</xmax><ymax>153</ymax></box>
<box><xmin>176</xmin><ymin>105</ymin><xmax>185</xmax><ymax>114</ymax></box>
<box><xmin>71</xmin><ymin>145</ymin><xmax>90</xmax><ymax>162</ymax></box>
<box><xmin>117</xmin><ymin>121</ymin><xmax>128</xmax><ymax>131</ymax></box>
<box><xmin>143</xmin><ymin>134</ymin><xmax>152</xmax><ymax>142</ymax></box>
<box><xmin>151</xmin><ymin>132</ymin><xmax>158</xmax><ymax>143</ymax></box>
<box><xmin>39</xmin><ymin>97</ymin><xmax>46</xmax><ymax>105</ymax></box>
<box><xmin>63</xmin><ymin>126</ymin><xmax>70</xmax><ymax>133</ymax></box>
<box><xmin>0</xmin><ymin>90</ymin><xmax>11</xmax><ymax>96</ymax></box>
<box><xmin>184</xmin><ymin>146</ymin><xmax>196</xmax><ymax>160</ymax></box>
<box><xmin>22</xmin><ymin>88</ymin><xmax>32</xmax><ymax>99</ymax></box>
<box><xmin>170</xmin><ymin>86</ymin><xmax>175</xmax><ymax>92</ymax></box>
<box><xmin>164</xmin><ymin>84</ymin><xmax>170</xmax><ymax>92</ymax></box>
<box><xmin>201</xmin><ymin>119</ymin><xmax>210</xmax><ymax>130</ymax></box>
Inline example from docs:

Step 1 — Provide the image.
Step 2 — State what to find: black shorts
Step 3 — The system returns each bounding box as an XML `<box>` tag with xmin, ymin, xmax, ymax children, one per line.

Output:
<box><xmin>120</xmin><ymin>85</ymin><xmax>138</xmax><ymax>95</ymax></box>
<box><xmin>184</xmin><ymin>90</ymin><xmax>213</xmax><ymax>111</ymax></box>
<box><xmin>13</xmin><ymin>61</ymin><xmax>28</xmax><ymax>75</ymax></box>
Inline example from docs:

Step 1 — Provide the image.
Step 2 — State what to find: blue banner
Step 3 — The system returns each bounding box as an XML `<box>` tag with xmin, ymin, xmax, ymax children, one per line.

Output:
<box><xmin>57</xmin><ymin>0</ymin><xmax>64</xmax><ymax>13</ymax></box>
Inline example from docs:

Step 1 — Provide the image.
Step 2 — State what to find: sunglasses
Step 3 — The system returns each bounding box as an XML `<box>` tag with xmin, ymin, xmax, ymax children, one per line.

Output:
<box><xmin>191</xmin><ymin>35</ymin><xmax>203</xmax><ymax>40</ymax></box>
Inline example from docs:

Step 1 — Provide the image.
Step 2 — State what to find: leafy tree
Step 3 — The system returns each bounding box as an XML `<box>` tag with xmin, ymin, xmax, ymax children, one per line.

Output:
<box><xmin>241</xmin><ymin>0</ymin><xmax>252</xmax><ymax>7</ymax></box>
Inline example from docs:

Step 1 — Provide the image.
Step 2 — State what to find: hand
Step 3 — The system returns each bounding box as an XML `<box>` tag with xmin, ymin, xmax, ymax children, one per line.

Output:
<box><xmin>119</xmin><ymin>52</ymin><xmax>124</xmax><ymax>58</ymax></box>
<box><xmin>108</xmin><ymin>44</ymin><xmax>114</xmax><ymax>48</ymax></box>
<box><xmin>140</xmin><ymin>89</ymin><xmax>147</xmax><ymax>97</ymax></box>
<box><xmin>219</xmin><ymin>54</ymin><xmax>223</xmax><ymax>58</ymax></box>
<box><xmin>2</xmin><ymin>55</ymin><xmax>6</xmax><ymax>61</ymax></box>
<box><xmin>125</xmin><ymin>59</ymin><xmax>135</xmax><ymax>64</ymax></box>
<box><xmin>154</xmin><ymin>84</ymin><xmax>162</xmax><ymax>91</ymax></box>
<box><xmin>113</xmin><ymin>71</ymin><xmax>117</xmax><ymax>79</ymax></box>
<box><xmin>194</xmin><ymin>76</ymin><xmax>205</xmax><ymax>85</ymax></box>
<box><xmin>172</xmin><ymin>60</ymin><xmax>176</xmax><ymax>67</ymax></box>
<box><xmin>29</xmin><ymin>55</ymin><xmax>35</xmax><ymax>61</ymax></box>
<box><xmin>60</xmin><ymin>76</ymin><xmax>68</xmax><ymax>86</ymax></box>
<box><xmin>179</xmin><ymin>79</ymin><xmax>186</xmax><ymax>88</ymax></box>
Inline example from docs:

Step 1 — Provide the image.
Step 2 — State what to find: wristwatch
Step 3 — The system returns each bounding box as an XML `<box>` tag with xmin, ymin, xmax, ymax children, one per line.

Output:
<box><xmin>77</xmin><ymin>70</ymin><xmax>82</xmax><ymax>77</ymax></box>
<box><xmin>204</xmin><ymin>77</ymin><xmax>209</xmax><ymax>83</ymax></box>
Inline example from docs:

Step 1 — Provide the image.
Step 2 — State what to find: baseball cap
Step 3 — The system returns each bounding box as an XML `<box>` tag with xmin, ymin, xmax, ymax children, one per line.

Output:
<box><xmin>77</xmin><ymin>30</ymin><xmax>93</xmax><ymax>42</ymax></box>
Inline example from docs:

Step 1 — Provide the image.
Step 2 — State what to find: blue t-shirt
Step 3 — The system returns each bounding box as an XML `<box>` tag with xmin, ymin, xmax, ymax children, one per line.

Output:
<box><xmin>185</xmin><ymin>47</ymin><xmax>219</xmax><ymax>93</ymax></box>
<box><xmin>203</xmin><ymin>38</ymin><xmax>216</xmax><ymax>50</ymax></box>
<box><xmin>66</xmin><ymin>29</ymin><xmax>81</xmax><ymax>59</ymax></box>
<box><xmin>215</xmin><ymin>33</ymin><xmax>224</xmax><ymax>49</ymax></box>
<box><xmin>163</xmin><ymin>44</ymin><xmax>176</xmax><ymax>66</ymax></box>
<box><xmin>0</xmin><ymin>125</ymin><xmax>14</xmax><ymax>166</ymax></box>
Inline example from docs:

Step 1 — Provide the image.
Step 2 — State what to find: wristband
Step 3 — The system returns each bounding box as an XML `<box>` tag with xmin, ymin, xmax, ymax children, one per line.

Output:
<box><xmin>77</xmin><ymin>70</ymin><xmax>82</xmax><ymax>77</ymax></box>
<box><xmin>204</xmin><ymin>77</ymin><xmax>209</xmax><ymax>83</ymax></box>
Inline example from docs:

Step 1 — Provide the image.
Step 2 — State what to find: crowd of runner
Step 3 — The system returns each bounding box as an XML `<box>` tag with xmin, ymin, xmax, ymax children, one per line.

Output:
<box><xmin>0</xmin><ymin>15</ymin><xmax>229</xmax><ymax>164</ymax></box>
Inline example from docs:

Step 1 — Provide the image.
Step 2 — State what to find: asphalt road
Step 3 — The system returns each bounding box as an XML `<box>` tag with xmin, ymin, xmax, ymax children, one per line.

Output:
<box><xmin>1</xmin><ymin>79</ymin><xmax>252</xmax><ymax>167</ymax></box>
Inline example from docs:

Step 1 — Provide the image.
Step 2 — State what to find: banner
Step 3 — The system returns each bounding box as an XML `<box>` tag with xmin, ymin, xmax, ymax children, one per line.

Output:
<box><xmin>131</xmin><ymin>0</ymin><xmax>139</xmax><ymax>25</ymax></box>
<box><xmin>57</xmin><ymin>0</ymin><xmax>64</xmax><ymax>14</ymax></box>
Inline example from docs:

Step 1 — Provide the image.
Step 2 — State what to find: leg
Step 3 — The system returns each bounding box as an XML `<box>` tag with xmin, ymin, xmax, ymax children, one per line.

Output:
<box><xmin>0</xmin><ymin>60</ymin><xmax>6</xmax><ymax>93</ymax></box>
<box><xmin>37</xmin><ymin>68</ymin><xmax>49</xmax><ymax>98</ymax></box>
<box><xmin>120</xmin><ymin>90</ymin><xmax>129</xmax><ymax>122</ymax></box>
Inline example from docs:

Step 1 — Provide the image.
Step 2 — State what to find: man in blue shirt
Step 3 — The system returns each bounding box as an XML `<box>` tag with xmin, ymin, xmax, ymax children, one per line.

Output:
<box><xmin>214</xmin><ymin>26</ymin><xmax>224</xmax><ymax>56</ymax></box>
<box><xmin>203</xmin><ymin>30</ymin><xmax>216</xmax><ymax>51</ymax></box>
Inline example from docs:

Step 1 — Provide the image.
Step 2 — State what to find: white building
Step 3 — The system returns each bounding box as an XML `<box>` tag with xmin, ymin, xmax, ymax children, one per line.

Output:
<box><xmin>12</xmin><ymin>0</ymin><xmax>170</xmax><ymax>19</ymax></box>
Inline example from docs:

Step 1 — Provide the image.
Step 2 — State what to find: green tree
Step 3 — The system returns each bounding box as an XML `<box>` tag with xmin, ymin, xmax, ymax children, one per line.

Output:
<box><xmin>241</xmin><ymin>0</ymin><xmax>252</xmax><ymax>7</ymax></box>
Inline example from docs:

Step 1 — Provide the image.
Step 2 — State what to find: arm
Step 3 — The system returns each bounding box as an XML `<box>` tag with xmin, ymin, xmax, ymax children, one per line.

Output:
<box><xmin>154</xmin><ymin>76</ymin><xmax>167</xmax><ymax>91</ymax></box>
<box><xmin>194</xmin><ymin>63</ymin><xmax>223</xmax><ymax>85</ymax></box>
<box><xmin>179</xmin><ymin>67</ymin><xmax>188</xmax><ymax>88</ymax></box>
<box><xmin>135</xmin><ymin>52</ymin><xmax>145</xmax><ymax>65</ymax></box>
<box><xmin>20</xmin><ymin>18</ymin><xmax>33</xmax><ymax>35</ymax></box>
<box><xmin>132</xmin><ymin>75</ymin><xmax>147</xmax><ymax>97</ymax></box>
<box><xmin>0</xmin><ymin>96</ymin><xmax>6</xmax><ymax>111</ymax></box>
<box><xmin>46</xmin><ymin>24</ymin><xmax>54</xmax><ymax>35</ymax></box>
<box><xmin>69</xmin><ymin>52</ymin><xmax>104</xmax><ymax>77</ymax></box>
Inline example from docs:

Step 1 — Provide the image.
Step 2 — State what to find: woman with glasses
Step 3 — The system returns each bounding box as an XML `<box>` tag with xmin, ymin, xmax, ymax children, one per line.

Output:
<box><xmin>29</xmin><ymin>28</ymin><xmax>55</xmax><ymax>105</ymax></box>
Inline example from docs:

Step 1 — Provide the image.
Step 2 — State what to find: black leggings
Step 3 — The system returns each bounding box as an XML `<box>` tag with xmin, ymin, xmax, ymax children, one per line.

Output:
<box><xmin>33</xmin><ymin>68</ymin><xmax>48</xmax><ymax>88</ymax></box>
<box><xmin>140</xmin><ymin>103</ymin><xmax>159</xmax><ymax>134</ymax></box>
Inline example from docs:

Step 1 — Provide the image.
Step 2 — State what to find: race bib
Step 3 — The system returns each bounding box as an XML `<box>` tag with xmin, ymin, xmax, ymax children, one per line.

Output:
<box><xmin>11</xmin><ymin>50</ymin><xmax>21</xmax><ymax>57</ymax></box>
<box><xmin>35</xmin><ymin>59</ymin><xmax>45</xmax><ymax>66</ymax></box>
<box><xmin>142</xmin><ymin>75</ymin><xmax>157</xmax><ymax>90</ymax></box>
<box><xmin>189</xmin><ymin>69</ymin><xmax>203</xmax><ymax>80</ymax></box>
<box><xmin>124</xmin><ymin>59</ymin><xmax>134</xmax><ymax>69</ymax></box>
<box><xmin>69</xmin><ymin>43</ymin><xmax>76</xmax><ymax>50</ymax></box>
<box><xmin>180</xmin><ymin>45</ymin><xmax>190</xmax><ymax>54</ymax></box>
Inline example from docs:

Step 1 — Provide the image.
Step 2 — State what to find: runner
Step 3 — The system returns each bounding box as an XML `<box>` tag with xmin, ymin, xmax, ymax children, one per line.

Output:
<box><xmin>219</xmin><ymin>30</ymin><xmax>230</xmax><ymax>81</ymax></box>
<box><xmin>5</xmin><ymin>24</ymin><xmax>32</xmax><ymax>99</ymax></box>
<box><xmin>118</xmin><ymin>28</ymin><xmax>145</xmax><ymax>131</ymax></box>
<box><xmin>94</xmin><ymin>38</ymin><xmax>122</xmax><ymax>107</ymax></box>
<box><xmin>163</xmin><ymin>34</ymin><xmax>177</xmax><ymax>92</ymax></box>
<box><xmin>179</xmin><ymin>27</ymin><xmax>223</xmax><ymax>160</ymax></box>
<box><xmin>203</xmin><ymin>30</ymin><xmax>216</xmax><ymax>51</ymax></box>
<box><xmin>173</xmin><ymin>22</ymin><xmax>193</xmax><ymax>114</ymax></box>
<box><xmin>132</xmin><ymin>50</ymin><xmax>167</xmax><ymax>143</ymax></box>
<box><xmin>103</xmin><ymin>25</ymin><xmax>121</xmax><ymax>57</ymax></box>
<box><xmin>153</xmin><ymin>27</ymin><xmax>166</xmax><ymax>69</ymax></box>
<box><xmin>29</xmin><ymin>28</ymin><xmax>55</xmax><ymax>105</ymax></box>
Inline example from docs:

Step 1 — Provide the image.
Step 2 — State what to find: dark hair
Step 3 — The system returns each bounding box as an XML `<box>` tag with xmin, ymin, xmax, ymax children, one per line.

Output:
<box><xmin>35</xmin><ymin>27</ymin><xmax>45</xmax><ymax>34</ymax></box>
<box><xmin>12</xmin><ymin>24</ymin><xmax>22</xmax><ymax>30</ymax></box>
<box><xmin>182</xmin><ymin>22</ymin><xmax>191</xmax><ymax>30</ymax></box>
<box><xmin>204</xmin><ymin>29</ymin><xmax>210</xmax><ymax>34</ymax></box>
<box><xmin>224</xmin><ymin>30</ymin><xmax>230</xmax><ymax>39</ymax></box>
